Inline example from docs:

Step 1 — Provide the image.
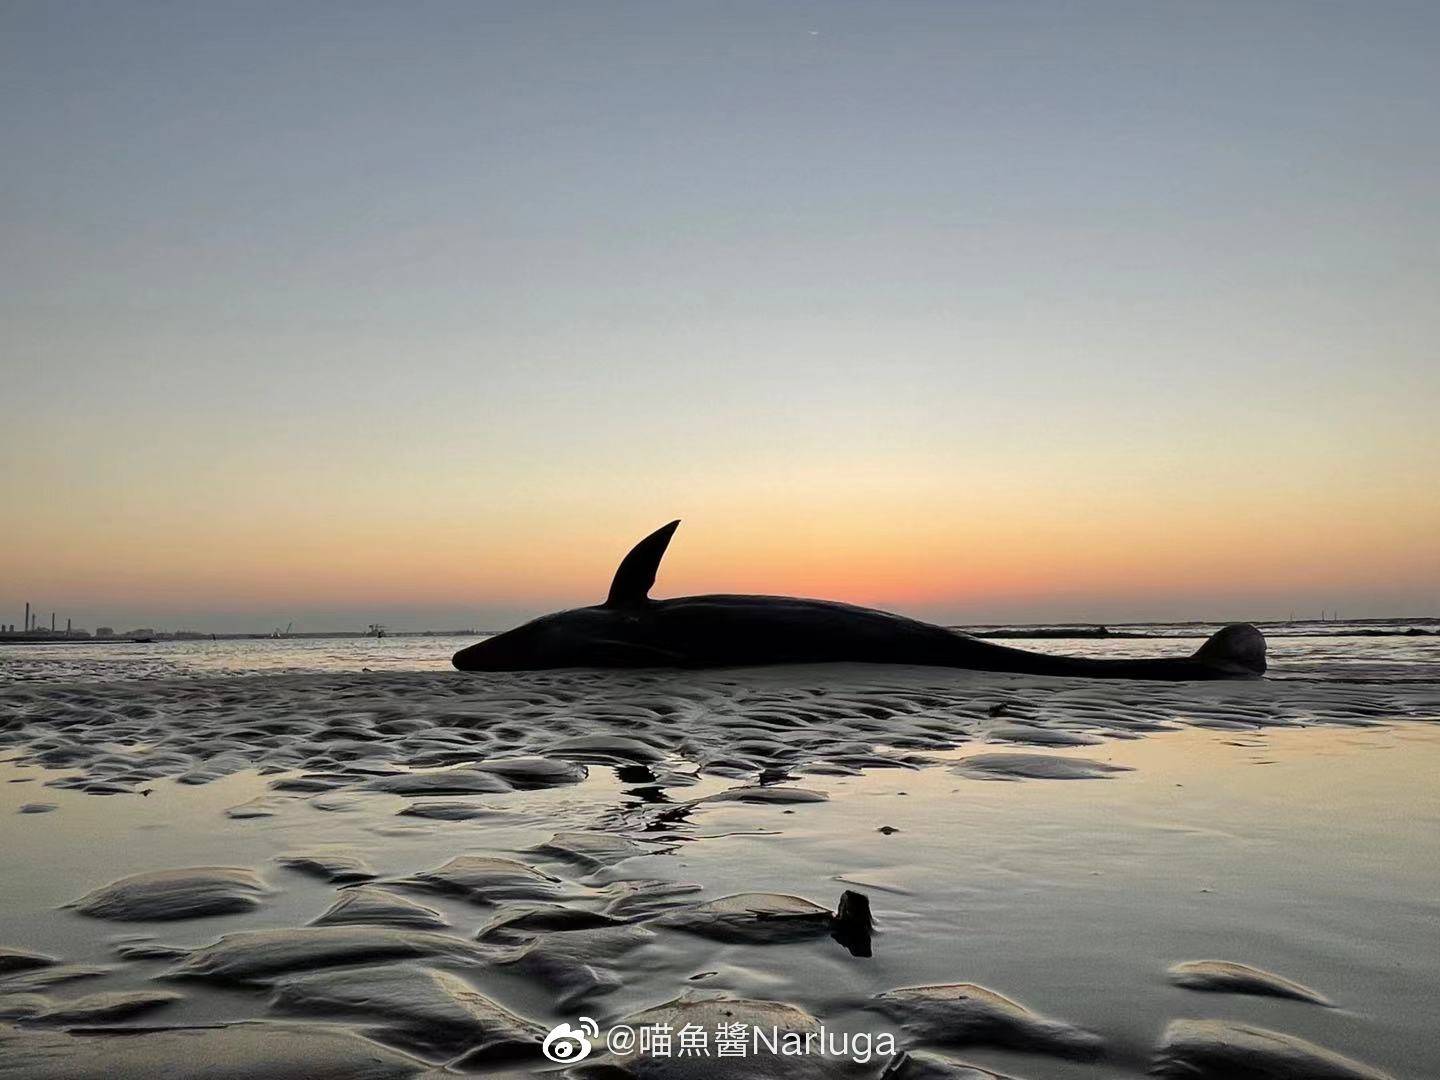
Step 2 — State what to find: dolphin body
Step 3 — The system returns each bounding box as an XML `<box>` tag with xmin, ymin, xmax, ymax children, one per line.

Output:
<box><xmin>453</xmin><ymin>521</ymin><xmax>1266</xmax><ymax>680</ymax></box>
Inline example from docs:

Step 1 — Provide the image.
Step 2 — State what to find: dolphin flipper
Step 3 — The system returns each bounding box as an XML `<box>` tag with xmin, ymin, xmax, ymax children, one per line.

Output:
<box><xmin>606</xmin><ymin>520</ymin><xmax>681</xmax><ymax>607</ymax></box>
<box><xmin>1191</xmin><ymin>623</ymin><xmax>1267</xmax><ymax>677</ymax></box>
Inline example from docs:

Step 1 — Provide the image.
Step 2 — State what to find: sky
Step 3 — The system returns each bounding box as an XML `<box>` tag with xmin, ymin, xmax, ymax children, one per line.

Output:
<box><xmin>3</xmin><ymin>1</ymin><xmax>1437</xmax><ymax>633</ymax></box>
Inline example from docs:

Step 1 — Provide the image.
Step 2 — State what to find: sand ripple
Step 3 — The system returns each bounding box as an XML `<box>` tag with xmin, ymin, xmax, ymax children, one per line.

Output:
<box><xmin>399</xmin><ymin>856</ymin><xmax>563</xmax><ymax>904</ymax></box>
<box><xmin>1168</xmin><ymin>960</ymin><xmax>1333</xmax><ymax>1005</ymax></box>
<box><xmin>310</xmin><ymin>886</ymin><xmax>448</xmax><ymax>930</ymax></box>
<box><xmin>1152</xmin><ymin>1019</ymin><xmax>1392</xmax><ymax>1079</ymax></box>
<box><xmin>874</xmin><ymin>983</ymin><xmax>1103</xmax><ymax>1060</ymax></box>
<box><xmin>269</xmin><ymin>962</ymin><xmax>544</xmax><ymax>1060</ymax></box>
<box><xmin>11</xmin><ymin>989</ymin><xmax>180</xmax><ymax>1025</ymax></box>
<box><xmin>0</xmin><ymin>949</ymin><xmax>53</xmax><ymax>975</ymax></box>
<box><xmin>0</xmin><ymin>1021</ymin><xmax>428</xmax><ymax>1079</ymax></box>
<box><xmin>883</xmin><ymin>1052</ymin><xmax>1022</xmax><ymax>1079</ymax></box>
<box><xmin>277</xmin><ymin>851</ymin><xmax>377</xmax><ymax>884</ymax></box>
<box><xmin>2</xmin><ymin>666</ymin><xmax>1432</xmax><ymax>802</ymax></box>
<box><xmin>656</xmin><ymin>892</ymin><xmax>836</xmax><ymax>945</ymax></box>
<box><xmin>951</xmin><ymin>753</ymin><xmax>1131</xmax><ymax>781</ymax></box>
<box><xmin>168</xmin><ymin>926</ymin><xmax>494</xmax><ymax>984</ymax></box>
<box><xmin>69</xmin><ymin>868</ymin><xmax>270</xmax><ymax>922</ymax></box>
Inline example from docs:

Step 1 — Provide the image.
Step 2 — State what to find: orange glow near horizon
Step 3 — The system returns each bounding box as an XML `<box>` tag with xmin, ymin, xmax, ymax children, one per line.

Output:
<box><xmin>6</xmin><ymin>447</ymin><xmax>1436</xmax><ymax>627</ymax></box>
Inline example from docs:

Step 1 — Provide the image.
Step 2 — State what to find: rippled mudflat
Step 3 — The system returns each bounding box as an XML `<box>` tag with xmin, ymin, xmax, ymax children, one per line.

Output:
<box><xmin>1</xmin><ymin>665</ymin><xmax>1438</xmax><ymax>1078</ymax></box>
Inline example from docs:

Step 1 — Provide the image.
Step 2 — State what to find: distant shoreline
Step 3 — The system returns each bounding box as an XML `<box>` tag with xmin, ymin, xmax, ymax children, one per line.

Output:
<box><xmin>0</xmin><ymin>630</ymin><xmax>494</xmax><ymax>646</ymax></box>
<box><xmin>962</xmin><ymin>625</ymin><xmax>1439</xmax><ymax>639</ymax></box>
<box><xmin>2</xmin><ymin>620</ymin><xmax>1436</xmax><ymax>647</ymax></box>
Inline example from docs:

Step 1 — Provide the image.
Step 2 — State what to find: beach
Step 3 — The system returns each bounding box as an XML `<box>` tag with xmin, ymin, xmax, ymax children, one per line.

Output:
<box><xmin>7</xmin><ymin>1</ymin><xmax>1438</xmax><ymax>1075</ymax></box>
<box><xmin>1</xmin><ymin>633</ymin><xmax>1437</xmax><ymax>1078</ymax></box>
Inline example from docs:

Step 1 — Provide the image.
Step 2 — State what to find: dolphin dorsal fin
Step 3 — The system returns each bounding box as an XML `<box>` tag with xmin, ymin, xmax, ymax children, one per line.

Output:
<box><xmin>606</xmin><ymin>520</ymin><xmax>680</xmax><ymax>607</ymax></box>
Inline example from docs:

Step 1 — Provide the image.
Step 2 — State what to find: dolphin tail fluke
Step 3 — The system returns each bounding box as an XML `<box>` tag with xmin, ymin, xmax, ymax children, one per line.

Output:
<box><xmin>1191</xmin><ymin>623</ymin><xmax>1267</xmax><ymax>677</ymax></box>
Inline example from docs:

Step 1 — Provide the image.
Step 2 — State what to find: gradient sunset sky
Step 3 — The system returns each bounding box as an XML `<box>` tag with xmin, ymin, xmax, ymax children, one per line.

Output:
<box><xmin>4</xmin><ymin>2</ymin><xmax>1437</xmax><ymax>632</ymax></box>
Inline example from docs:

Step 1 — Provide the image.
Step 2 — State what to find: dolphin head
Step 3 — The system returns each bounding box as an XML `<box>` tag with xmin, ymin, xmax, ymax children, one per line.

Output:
<box><xmin>452</xmin><ymin>520</ymin><xmax>684</xmax><ymax>672</ymax></box>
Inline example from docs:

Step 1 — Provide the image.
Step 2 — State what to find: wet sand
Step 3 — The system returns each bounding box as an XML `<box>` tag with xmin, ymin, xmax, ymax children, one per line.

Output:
<box><xmin>1</xmin><ymin>665</ymin><xmax>1438</xmax><ymax>1077</ymax></box>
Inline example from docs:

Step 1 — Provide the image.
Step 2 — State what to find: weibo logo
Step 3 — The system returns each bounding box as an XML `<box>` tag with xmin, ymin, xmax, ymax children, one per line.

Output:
<box><xmin>542</xmin><ymin>1017</ymin><xmax>599</xmax><ymax>1062</ymax></box>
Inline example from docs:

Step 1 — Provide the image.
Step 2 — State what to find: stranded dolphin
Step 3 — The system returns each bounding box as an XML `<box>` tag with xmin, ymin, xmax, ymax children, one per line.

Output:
<box><xmin>452</xmin><ymin>521</ymin><xmax>1266</xmax><ymax>680</ymax></box>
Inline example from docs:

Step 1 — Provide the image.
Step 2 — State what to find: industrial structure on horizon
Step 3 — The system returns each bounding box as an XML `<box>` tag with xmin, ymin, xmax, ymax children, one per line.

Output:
<box><xmin>0</xmin><ymin>601</ymin><xmax>91</xmax><ymax>639</ymax></box>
